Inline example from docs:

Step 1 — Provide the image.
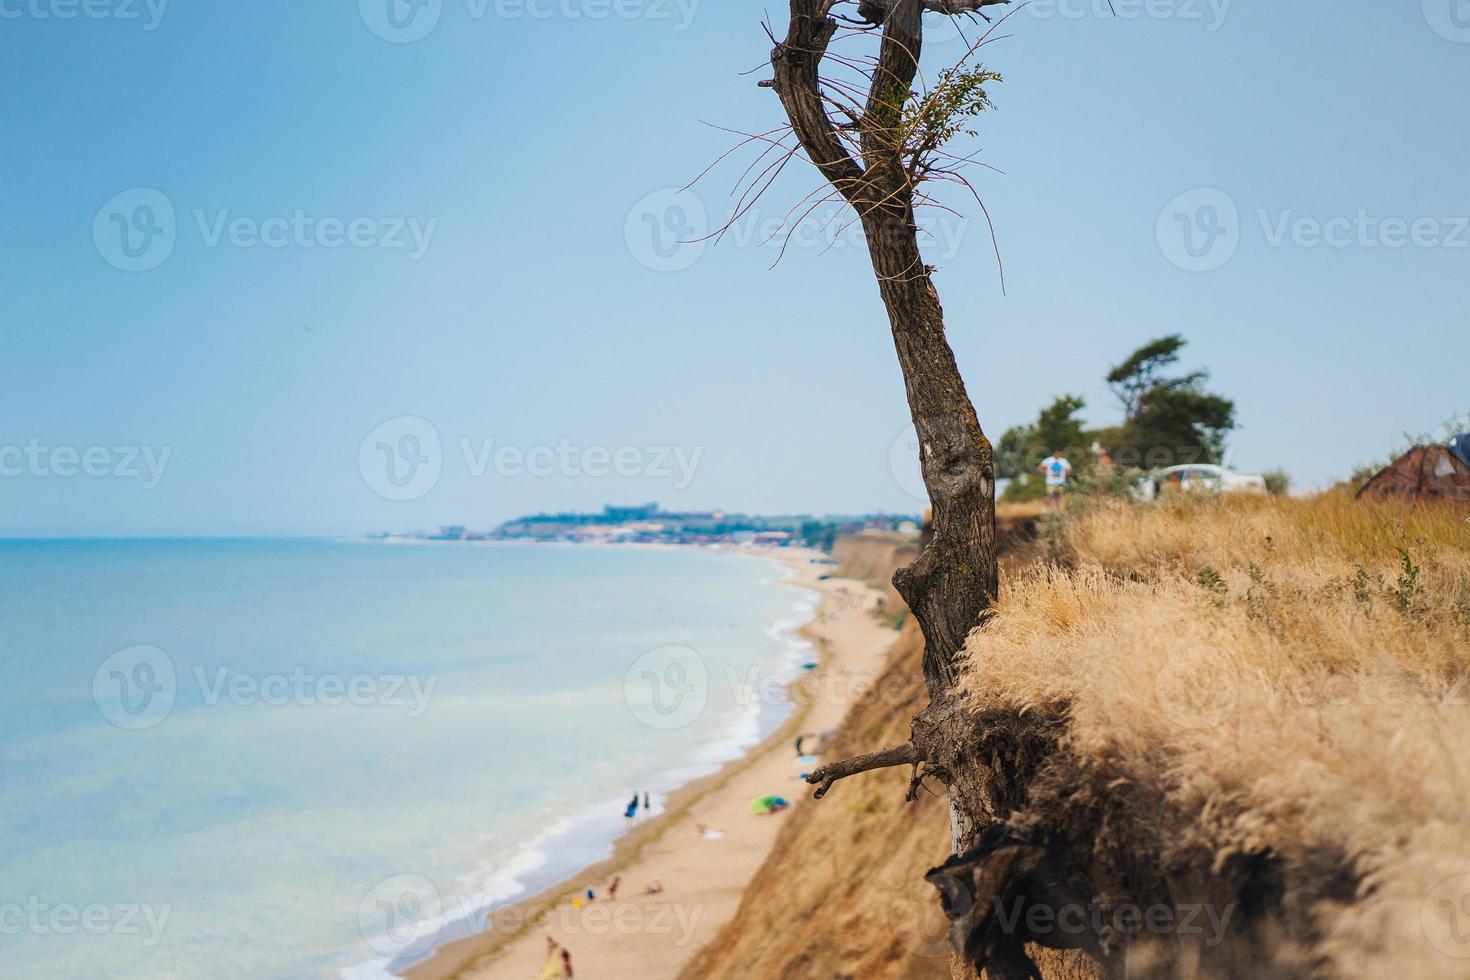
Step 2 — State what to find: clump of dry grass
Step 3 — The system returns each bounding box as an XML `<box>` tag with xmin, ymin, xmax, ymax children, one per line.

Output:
<box><xmin>1065</xmin><ymin>489</ymin><xmax>1467</xmax><ymax>576</ymax></box>
<box><xmin>961</xmin><ymin>492</ymin><xmax>1470</xmax><ymax>976</ymax></box>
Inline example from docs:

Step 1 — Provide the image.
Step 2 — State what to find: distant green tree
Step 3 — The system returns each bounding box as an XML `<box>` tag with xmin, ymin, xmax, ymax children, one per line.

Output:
<box><xmin>1104</xmin><ymin>335</ymin><xmax>1235</xmax><ymax>469</ymax></box>
<box><xmin>997</xmin><ymin>337</ymin><xmax>1237</xmax><ymax>501</ymax></box>
<box><xmin>1105</xmin><ymin>335</ymin><xmax>1199</xmax><ymax>418</ymax></box>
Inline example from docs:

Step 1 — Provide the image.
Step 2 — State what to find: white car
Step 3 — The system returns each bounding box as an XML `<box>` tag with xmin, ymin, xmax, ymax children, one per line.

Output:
<box><xmin>1135</xmin><ymin>464</ymin><xmax>1268</xmax><ymax>501</ymax></box>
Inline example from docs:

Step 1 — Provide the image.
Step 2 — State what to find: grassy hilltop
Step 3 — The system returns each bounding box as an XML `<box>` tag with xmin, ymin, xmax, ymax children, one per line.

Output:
<box><xmin>691</xmin><ymin>492</ymin><xmax>1470</xmax><ymax>978</ymax></box>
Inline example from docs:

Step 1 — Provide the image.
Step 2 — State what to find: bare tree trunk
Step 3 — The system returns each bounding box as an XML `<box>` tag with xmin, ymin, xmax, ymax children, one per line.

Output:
<box><xmin>764</xmin><ymin>6</ymin><xmax>1014</xmax><ymax>976</ymax></box>
<box><xmin>862</xmin><ymin>206</ymin><xmax>998</xmax><ymax>698</ymax></box>
<box><xmin>770</xmin><ymin>0</ymin><xmax>999</xmax><ymax>853</ymax></box>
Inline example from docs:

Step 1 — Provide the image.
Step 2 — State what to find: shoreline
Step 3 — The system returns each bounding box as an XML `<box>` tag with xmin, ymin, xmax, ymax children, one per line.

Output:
<box><xmin>401</xmin><ymin>546</ymin><xmax>898</xmax><ymax>980</ymax></box>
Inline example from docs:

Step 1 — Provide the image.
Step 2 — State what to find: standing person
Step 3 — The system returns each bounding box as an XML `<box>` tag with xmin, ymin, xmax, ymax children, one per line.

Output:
<box><xmin>1037</xmin><ymin>450</ymin><xmax>1073</xmax><ymax>509</ymax></box>
<box><xmin>608</xmin><ymin>875</ymin><xmax>621</xmax><ymax>900</ymax></box>
<box><xmin>642</xmin><ymin>791</ymin><xmax>650</xmax><ymax>812</ymax></box>
<box><xmin>561</xmin><ymin>947</ymin><xmax>573</xmax><ymax>978</ymax></box>
<box><xmin>624</xmin><ymin>794</ymin><xmax>638</xmax><ymax>821</ymax></box>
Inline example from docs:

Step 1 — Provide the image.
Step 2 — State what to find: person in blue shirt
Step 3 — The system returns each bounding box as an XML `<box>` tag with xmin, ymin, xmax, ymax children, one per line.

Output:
<box><xmin>1037</xmin><ymin>450</ymin><xmax>1073</xmax><ymax>509</ymax></box>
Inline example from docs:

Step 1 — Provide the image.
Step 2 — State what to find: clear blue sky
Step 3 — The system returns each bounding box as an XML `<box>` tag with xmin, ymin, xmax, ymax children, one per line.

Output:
<box><xmin>3</xmin><ymin>1</ymin><xmax>1466</xmax><ymax>536</ymax></box>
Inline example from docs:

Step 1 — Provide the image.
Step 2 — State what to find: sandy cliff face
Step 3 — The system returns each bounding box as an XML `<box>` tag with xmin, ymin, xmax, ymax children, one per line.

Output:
<box><xmin>681</xmin><ymin>618</ymin><xmax>958</xmax><ymax>980</ymax></box>
<box><xmin>687</xmin><ymin>528</ymin><xmax>1046</xmax><ymax>980</ymax></box>
<box><xmin>830</xmin><ymin>531</ymin><xmax>921</xmax><ymax>614</ymax></box>
<box><xmin>684</xmin><ymin>520</ymin><xmax>1061</xmax><ymax>980</ymax></box>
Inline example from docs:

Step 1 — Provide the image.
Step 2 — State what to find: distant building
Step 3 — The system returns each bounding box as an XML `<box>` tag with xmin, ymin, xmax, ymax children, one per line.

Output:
<box><xmin>603</xmin><ymin>502</ymin><xmax>659</xmax><ymax>522</ymax></box>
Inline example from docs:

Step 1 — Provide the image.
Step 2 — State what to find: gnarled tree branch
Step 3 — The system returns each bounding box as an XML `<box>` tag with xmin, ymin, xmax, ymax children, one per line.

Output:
<box><xmin>805</xmin><ymin>741</ymin><xmax>921</xmax><ymax>798</ymax></box>
<box><xmin>769</xmin><ymin>3</ymin><xmax>867</xmax><ymax>204</ymax></box>
<box><xmin>860</xmin><ymin>0</ymin><xmax>1010</xmax><ymax>26</ymax></box>
<box><xmin>919</xmin><ymin>0</ymin><xmax>1009</xmax><ymax>11</ymax></box>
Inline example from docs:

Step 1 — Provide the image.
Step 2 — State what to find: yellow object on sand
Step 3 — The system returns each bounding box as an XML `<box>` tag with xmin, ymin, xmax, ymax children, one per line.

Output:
<box><xmin>537</xmin><ymin>948</ymin><xmax>562</xmax><ymax>979</ymax></box>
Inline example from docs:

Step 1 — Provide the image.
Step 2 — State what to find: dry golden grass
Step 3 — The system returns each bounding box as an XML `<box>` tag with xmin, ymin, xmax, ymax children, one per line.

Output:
<box><xmin>996</xmin><ymin>499</ymin><xmax>1052</xmax><ymax>522</ymax></box>
<box><xmin>961</xmin><ymin>492</ymin><xmax>1470</xmax><ymax>977</ymax></box>
<box><xmin>1067</xmin><ymin>489</ymin><xmax>1468</xmax><ymax>574</ymax></box>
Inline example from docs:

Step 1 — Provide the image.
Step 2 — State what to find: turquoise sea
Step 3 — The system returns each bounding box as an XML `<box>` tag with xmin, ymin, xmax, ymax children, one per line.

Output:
<box><xmin>0</xmin><ymin>540</ymin><xmax>815</xmax><ymax>979</ymax></box>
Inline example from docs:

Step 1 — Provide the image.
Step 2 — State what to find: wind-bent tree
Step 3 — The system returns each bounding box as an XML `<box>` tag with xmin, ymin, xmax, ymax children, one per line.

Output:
<box><xmin>718</xmin><ymin>13</ymin><xmax>1263</xmax><ymax>977</ymax></box>
<box><xmin>722</xmin><ymin>1</ymin><xmax>1043</xmax><ymax>974</ymax></box>
<box><xmin>754</xmin><ymin>0</ymin><xmax>1010</xmax><ymax>835</ymax></box>
<box><xmin>1102</xmin><ymin>334</ymin><xmax>1236</xmax><ymax>466</ymax></box>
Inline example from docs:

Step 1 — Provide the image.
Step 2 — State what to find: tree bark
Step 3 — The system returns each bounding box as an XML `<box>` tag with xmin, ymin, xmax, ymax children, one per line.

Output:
<box><xmin>862</xmin><ymin>206</ymin><xmax>998</xmax><ymax>699</ymax></box>
<box><xmin>771</xmin><ymin>0</ymin><xmax>999</xmax><ymax>864</ymax></box>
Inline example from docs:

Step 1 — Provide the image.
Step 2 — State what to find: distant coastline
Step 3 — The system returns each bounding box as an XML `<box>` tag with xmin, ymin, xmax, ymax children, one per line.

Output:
<box><xmin>366</xmin><ymin>501</ymin><xmax>920</xmax><ymax>550</ymax></box>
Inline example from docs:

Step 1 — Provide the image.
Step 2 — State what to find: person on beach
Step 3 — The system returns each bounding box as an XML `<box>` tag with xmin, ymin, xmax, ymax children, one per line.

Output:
<box><xmin>644</xmin><ymin>877</ymin><xmax>665</xmax><ymax>894</ymax></box>
<box><xmin>624</xmin><ymin>795</ymin><xmax>638</xmax><ymax>821</ymax></box>
<box><xmin>561</xmin><ymin>947</ymin><xmax>573</xmax><ymax>978</ymax></box>
<box><xmin>1037</xmin><ymin>449</ymin><xmax>1073</xmax><ymax>509</ymax></box>
<box><xmin>585</xmin><ymin>886</ymin><xmax>595</xmax><ymax>902</ymax></box>
<box><xmin>537</xmin><ymin>938</ymin><xmax>562</xmax><ymax>979</ymax></box>
<box><xmin>642</xmin><ymin>791</ymin><xmax>650</xmax><ymax>812</ymax></box>
<box><xmin>607</xmin><ymin>875</ymin><xmax>621</xmax><ymax>900</ymax></box>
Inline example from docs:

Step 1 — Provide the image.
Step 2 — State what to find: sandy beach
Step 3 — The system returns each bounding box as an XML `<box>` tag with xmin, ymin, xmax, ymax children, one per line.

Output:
<box><xmin>405</xmin><ymin>547</ymin><xmax>900</xmax><ymax>980</ymax></box>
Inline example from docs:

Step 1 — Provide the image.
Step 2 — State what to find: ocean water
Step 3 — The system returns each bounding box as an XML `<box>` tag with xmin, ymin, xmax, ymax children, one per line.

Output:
<box><xmin>0</xmin><ymin>540</ymin><xmax>815</xmax><ymax>979</ymax></box>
